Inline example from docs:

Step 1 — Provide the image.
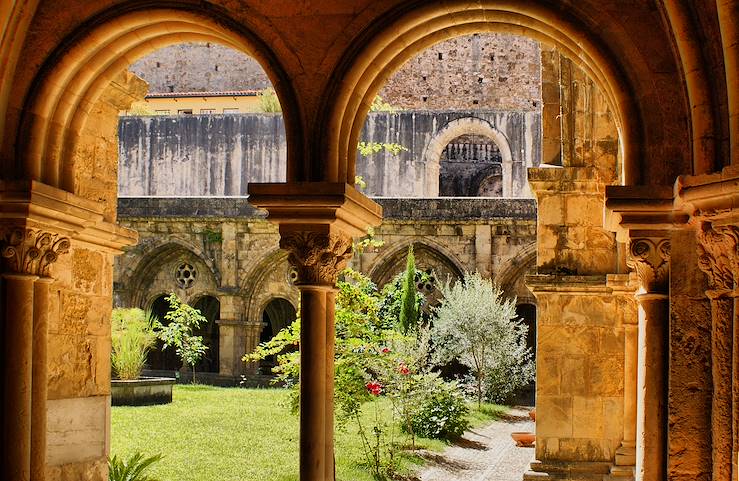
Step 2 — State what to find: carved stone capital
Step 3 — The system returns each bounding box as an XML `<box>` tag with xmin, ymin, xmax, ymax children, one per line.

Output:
<box><xmin>280</xmin><ymin>231</ymin><xmax>353</xmax><ymax>286</ymax></box>
<box><xmin>627</xmin><ymin>238</ymin><xmax>670</xmax><ymax>294</ymax></box>
<box><xmin>696</xmin><ymin>223</ymin><xmax>739</xmax><ymax>292</ymax></box>
<box><xmin>1</xmin><ymin>227</ymin><xmax>70</xmax><ymax>277</ymax></box>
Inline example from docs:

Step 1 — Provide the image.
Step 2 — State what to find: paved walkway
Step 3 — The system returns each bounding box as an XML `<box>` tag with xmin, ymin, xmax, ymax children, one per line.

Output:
<box><xmin>415</xmin><ymin>407</ymin><xmax>535</xmax><ymax>481</ymax></box>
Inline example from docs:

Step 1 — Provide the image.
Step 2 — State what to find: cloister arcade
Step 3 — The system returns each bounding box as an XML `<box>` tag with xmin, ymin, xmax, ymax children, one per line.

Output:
<box><xmin>0</xmin><ymin>1</ymin><xmax>737</xmax><ymax>481</ymax></box>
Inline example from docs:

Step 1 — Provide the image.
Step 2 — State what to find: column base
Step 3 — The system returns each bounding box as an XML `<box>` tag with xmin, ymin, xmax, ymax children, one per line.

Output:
<box><xmin>604</xmin><ymin>465</ymin><xmax>635</xmax><ymax>481</ymax></box>
<box><xmin>524</xmin><ymin>460</ymin><xmax>613</xmax><ymax>480</ymax></box>
<box><xmin>613</xmin><ymin>444</ymin><xmax>635</xmax><ymax>467</ymax></box>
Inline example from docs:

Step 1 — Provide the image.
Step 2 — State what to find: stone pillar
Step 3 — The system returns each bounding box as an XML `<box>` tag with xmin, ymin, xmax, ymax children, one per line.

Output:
<box><xmin>216</xmin><ymin>319</ymin><xmax>248</xmax><ymax>377</ymax></box>
<box><xmin>243</xmin><ymin>320</ymin><xmax>264</xmax><ymax>375</ymax></box>
<box><xmin>607</xmin><ymin>274</ymin><xmax>638</xmax><ymax>479</ymax></box>
<box><xmin>627</xmin><ymin>237</ymin><xmax>670</xmax><ymax>481</ymax></box>
<box><xmin>1</xmin><ymin>227</ymin><xmax>69</xmax><ymax>481</ymax></box>
<box><xmin>280</xmin><ymin>231</ymin><xmax>352</xmax><ymax>481</ymax></box>
<box><xmin>247</xmin><ymin>181</ymin><xmax>382</xmax><ymax>481</ymax></box>
<box><xmin>696</xmin><ymin>223</ymin><xmax>739</xmax><ymax>481</ymax></box>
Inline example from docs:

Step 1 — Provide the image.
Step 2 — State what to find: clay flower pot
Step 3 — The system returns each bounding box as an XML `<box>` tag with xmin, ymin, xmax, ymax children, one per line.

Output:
<box><xmin>529</xmin><ymin>408</ymin><xmax>536</xmax><ymax>421</ymax></box>
<box><xmin>511</xmin><ymin>431</ymin><xmax>536</xmax><ymax>447</ymax></box>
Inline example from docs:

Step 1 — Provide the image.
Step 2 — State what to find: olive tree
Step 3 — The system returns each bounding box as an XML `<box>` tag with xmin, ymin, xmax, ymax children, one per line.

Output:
<box><xmin>432</xmin><ymin>272</ymin><xmax>534</xmax><ymax>406</ymax></box>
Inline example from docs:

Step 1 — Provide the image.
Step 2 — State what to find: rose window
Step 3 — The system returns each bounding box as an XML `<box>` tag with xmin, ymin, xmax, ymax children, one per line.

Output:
<box><xmin>175</xmin><ymin>262</ymin><xmax>197</xmax><ymax>288</ymax></box>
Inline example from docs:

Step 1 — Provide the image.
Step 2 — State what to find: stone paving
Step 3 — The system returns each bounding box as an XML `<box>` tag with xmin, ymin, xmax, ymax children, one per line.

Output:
<box><xmin>416</xmin><ymin>407</ymin><xmax>535</xmax><ymax>481</ymax></box>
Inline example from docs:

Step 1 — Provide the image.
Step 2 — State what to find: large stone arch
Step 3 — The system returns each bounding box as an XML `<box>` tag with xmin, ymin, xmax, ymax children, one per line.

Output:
<box><xmin>495</xmin><ymin>241</ymin><xmax>537</xmax><ymax>304</ymax></box>
<box><xmin>319</xmin><ymin>0</ymin><xmax>714</xmax><ymax>187</ymax></box>
<box><xmin>422</xmin><ymin>117</ymin><xmax>514</xmax><ymax>197</ymax></box>
<box><xmin>367</xmin><ymin>239</ymin><xmax>465</xmax><ymax>288</ymax></box>
<box><xmin>122</xmin><ymin>239</ymin><xmax>220</xmax><ymax>308</ymax></box>
<box><xmin>240</xmin><ymin>249</ymin><xmax>299</xmax><ymax>324</ymax></box>
<box><xmin>5</xmin><ymin>6</ymin><xmax>301</xmax><ymax>208</ymax></box>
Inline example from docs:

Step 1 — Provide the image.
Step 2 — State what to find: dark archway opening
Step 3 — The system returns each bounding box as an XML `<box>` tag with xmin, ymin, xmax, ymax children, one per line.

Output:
<box><xmin>146</xmin><ymin>294</ymin><xmax>181</xmax><ymax>371</ymax></box>
<box><xmin>515</xmin><ymin>302</ymin><xmax>537</xmax><ymax>405</ymax></box>
<box><xmin>439</xmin><ymin>134</ymin><xmax>502</xmax><ymax>196</ymax></box>
<box><xmin>259</xmin><ymin>298</ymin><xmax>297</xmax><ymax>374</ymax></box>
<box><xmin>192</xmin><ymin>296</ymin><xmax>221</xmax><ymax>373</ymax></box>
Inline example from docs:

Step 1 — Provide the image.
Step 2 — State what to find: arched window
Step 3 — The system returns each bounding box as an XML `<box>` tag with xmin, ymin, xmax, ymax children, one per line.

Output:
<box><xmin>439</xmin><ymin>134</ymin><xmax>503</xmax><ymax>196</ymax></box>
<box><xmin>146</xmin><ymin>295</ymin><xmax>181</xmax><ymax>372</ymax></box>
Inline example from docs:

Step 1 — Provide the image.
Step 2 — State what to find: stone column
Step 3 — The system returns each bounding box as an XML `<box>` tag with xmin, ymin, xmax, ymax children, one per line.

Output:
<box><xmin>696</xmin><ymin>223</ymin><xmax>738</xmax><ymax>481</ymax></box>
<box><xmin>607</xmin><ymin>274</ymin><xmax>638</xmax><ymax>479</ymax></box>
<box><xmin>1</xmin><ymin>227</ymin><xmax>69</xmax><ymax>481</ymax></box>
<box><xmin>628</xmin><ymin>237</ymin><xmax>670</xmax><ymax>481</ymax></box>
<box><xmin>281</xmin><ymin>230</ymin><xmax>353</xmax><ymax>481</ymax></box>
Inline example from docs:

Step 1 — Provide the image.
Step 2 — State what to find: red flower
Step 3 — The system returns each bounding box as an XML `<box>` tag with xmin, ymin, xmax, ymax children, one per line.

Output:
<box><xmin>366</xmin><ymin>381</ymin><xmax>382</xmax><ymax>396</ymax></box>
<box><xmin>381</xmin><ymin>347</ymin><xmax>390</xmax><ymax>354</ymax></box>
<box><xmin>398</xmin><ymin>364</ymin><xmax>410</xmax><ymax>376</ymax></box>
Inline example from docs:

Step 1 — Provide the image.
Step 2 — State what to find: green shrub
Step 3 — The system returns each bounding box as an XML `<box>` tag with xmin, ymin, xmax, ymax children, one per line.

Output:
<box><xmin>111</xmin><ymin>308</ymin><xmax>157</xmax><ymax>380</ymax></box>
<box><xmin>409</xmin><ymin>376</ymin><xmax>469</xmax><ymax>439</ymax></box>
<box><xmin>109</xmin><ymin>452</ymin><xmax>162</xmax><ymax>481</ymax></box>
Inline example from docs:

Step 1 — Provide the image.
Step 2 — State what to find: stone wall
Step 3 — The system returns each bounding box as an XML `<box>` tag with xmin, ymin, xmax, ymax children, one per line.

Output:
<box><xmin>380</xmin><ymin>33</ymin><xmax>541</xmax><ymax>111</ymax></box>
<box><xmin>113</xmin><ymin>197</ymin><xmax>537</xmax><ymax>378</ymax></box>
<box><xmin>129</xmin><ymin>35</ymin><xmax>541</xmax><ymax>112</ymax></box>
<box><xmin>129</xmin><ymin>43</ymin><xmax>272</xmax><ymax>93</ymax></box>
<box><xmin>118</xmin><ymin>110</ymin><xmax>541</xmax><ymax>198</ymax></box>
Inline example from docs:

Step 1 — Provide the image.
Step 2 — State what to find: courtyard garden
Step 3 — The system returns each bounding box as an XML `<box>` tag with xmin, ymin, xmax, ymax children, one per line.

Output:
<box><xmin>110</xmin><ymin>249</ymin><xmax>534</xmax><ymax>480</ymax></box>
<box><xmin>111</xmin><ymin>385</ymin><xmax>507</xmax><ymax>481</ymax></box>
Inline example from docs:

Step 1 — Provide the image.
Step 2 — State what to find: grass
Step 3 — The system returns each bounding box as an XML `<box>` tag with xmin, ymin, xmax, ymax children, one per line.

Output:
<box><xmin>111</xmin><ymin>385</ymin><xmax>506</xmax><ymax>481</ymax></box>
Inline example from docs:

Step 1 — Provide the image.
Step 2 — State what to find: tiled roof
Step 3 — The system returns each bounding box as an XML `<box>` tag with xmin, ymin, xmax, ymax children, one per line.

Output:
<box><xmin>145</xmin><ymin>90</ymin><xmax>260</xmax><ymax>98</ymax></box>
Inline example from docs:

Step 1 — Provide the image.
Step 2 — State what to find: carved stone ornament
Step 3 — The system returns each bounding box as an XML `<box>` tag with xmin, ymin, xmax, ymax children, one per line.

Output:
<box><xmin>1</xmin><ymin>227</ymin><xmax>71</xmax><ymax>277</ymax></box>
<box><xmin>627</xmin><ymin>238</ymin><xmax>670</xmax><ymax>294</ymax></box>
<box><xmin>279</xmin><ymin>232</ymin><xmax>353</xmax><ymax>286</ymax></box>
<box><xmin>696</xmin><ymin>223</ymin><xmax>738</xmax><ymax>292</ymax></box>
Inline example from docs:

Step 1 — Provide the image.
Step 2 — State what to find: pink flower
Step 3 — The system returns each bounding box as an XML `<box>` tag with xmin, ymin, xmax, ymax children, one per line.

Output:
<box><xmin>381</xmin><ymin>347</ymin><xmax>390</xmax><ymax>354</ymax></box>
<box><xmin>399</xmin><ymin>364</ymin><xmax>410</xmax><ymax>376</ymax></box>
<box><xmin>366</xmin><ymin>381</ymin><xmax>382</xmax><ymax>396</ymax></box>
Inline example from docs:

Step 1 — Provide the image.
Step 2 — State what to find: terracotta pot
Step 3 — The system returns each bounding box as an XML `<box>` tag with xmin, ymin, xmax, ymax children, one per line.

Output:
<box><xmin>529</xmin><ymin>408</ymin><xmax>536</xmax><ymax>421</ymax></box>
<box><xmin>511</xmin><ymin>431</ymin><xmax>535</xmax><ymax>447</ymax></box>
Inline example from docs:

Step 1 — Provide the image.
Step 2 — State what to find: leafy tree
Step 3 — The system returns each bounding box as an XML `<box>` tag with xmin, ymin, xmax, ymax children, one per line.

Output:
<box><xmin>155</xmin><ymin>293</ymin><xmax>208</xmax><ymax>382</ymax></box>
<box><xmin>398</xmin><ymin>246</ymin><xmax>418</xmax><ymax>334</ymax></box>
<box><xmin>432</xmin><ymin>272</ymin><xmax>534</xmax><ymax>407</ymax></box>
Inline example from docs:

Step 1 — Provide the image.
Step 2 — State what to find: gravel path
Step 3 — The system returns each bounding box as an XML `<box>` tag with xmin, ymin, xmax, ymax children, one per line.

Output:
<box><xmin>415</xmin><ymin>407</ymin><xmax>535</xmax><ymax>481</ymax></box>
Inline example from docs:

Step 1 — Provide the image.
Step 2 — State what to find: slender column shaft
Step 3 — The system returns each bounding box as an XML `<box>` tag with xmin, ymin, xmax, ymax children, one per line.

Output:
<box><xmin>325</xmin><ymin>290</ymin><xmax>336</xmax><ymax>481</ymax></box>
<box><xmin>733</xmin><ymin>294</ymin><xmax>739</xmax><ymax>481</ymax></box>
<box><xmin>710</xmin><ymin>294</ymin><xmax>734</xmax><ymax>481</ymax></box>
<box><xmin>635</xmin><ymin>293</ymin><xmax>668</xmax><ymax>481</ymax></box>
<box><xmin>31</xmin><ymin>279</ymin><xmax>51</xmax><ymax>481</ymax></box>
<box><xmin>620</xmin><ymin>322</ymin><xmax>638</xmax><ymax>460</ymax></box>
<box><xmin>299</xmin><ymin>286</ymin><xmax>329</xmax><ymax>481</ymax></box>
<box><xmin>2</xmin><ymin>274</ymin><xmax>38</xmax><ymax>481</ymax></box>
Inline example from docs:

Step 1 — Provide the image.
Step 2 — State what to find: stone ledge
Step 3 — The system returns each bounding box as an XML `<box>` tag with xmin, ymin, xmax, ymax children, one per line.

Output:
<box><xmin>117</xmin><ymin>196</ymin><xmax>537</xmax><ymax>221</ymax></box>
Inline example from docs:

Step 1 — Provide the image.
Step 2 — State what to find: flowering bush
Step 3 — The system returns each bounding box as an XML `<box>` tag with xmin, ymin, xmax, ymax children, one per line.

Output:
<box><xmin>409</xmin><ymin>375</ymin><xmax>469</xmax><ymax>439</ymax></box>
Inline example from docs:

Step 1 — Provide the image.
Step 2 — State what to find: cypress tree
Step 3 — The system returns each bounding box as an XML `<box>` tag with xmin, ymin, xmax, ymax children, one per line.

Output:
<box><xmin>399</xmin><ymin>245</ymin><xmax>418</xmax><ymax>334</ymax></box>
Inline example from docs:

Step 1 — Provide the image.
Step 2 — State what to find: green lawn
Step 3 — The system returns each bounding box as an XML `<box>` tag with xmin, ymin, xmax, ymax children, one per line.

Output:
<box><xmin>111</xmin><ymin>385</ymin><xmax>506</xmax><ymax>481</ymax></box>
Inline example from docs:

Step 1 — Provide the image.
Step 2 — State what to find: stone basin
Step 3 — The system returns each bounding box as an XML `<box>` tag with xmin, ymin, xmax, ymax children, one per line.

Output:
<box><xmin>111</xmin><ymin>377</ymin><xmax>176</xmax><ymax>406</ymax></box>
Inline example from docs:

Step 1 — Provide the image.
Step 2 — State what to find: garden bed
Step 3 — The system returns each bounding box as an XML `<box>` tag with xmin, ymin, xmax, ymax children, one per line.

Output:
<box><xmin>111</xmin><ymin>377</ymin><xmax>176</xmax><ymax>406</ymax></box>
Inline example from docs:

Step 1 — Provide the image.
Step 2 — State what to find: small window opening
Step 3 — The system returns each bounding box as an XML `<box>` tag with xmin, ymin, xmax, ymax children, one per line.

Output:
<box><xmin>438</xmin><ymin>52</ymin><xmax>443</xmax><ymax>60</ymax></box>
<box><xmin>422</xmin><ymin>96</ymin><xmax>428</xmax><ymax>102</ymax></box>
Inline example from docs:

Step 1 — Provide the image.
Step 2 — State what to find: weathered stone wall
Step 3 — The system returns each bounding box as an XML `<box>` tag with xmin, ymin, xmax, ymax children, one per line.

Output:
<box><xmin>129</xmin><ymin>42</ymin><xmax>272</xmax><ymax>93</ymax></box>
<box><xmin>379</xmin><ymin>33</ymin><xmax>541</xmax><ymax>111</ymax></box>
<box><xmin>113</xmin><ymin>197</ymin><xmax>537</xmax><ymax>377</ymax></box>
<box><xmin>118</xmin><ymin>110</ymin><xmax>541</xmax><ymax>198</ymax></box>
<box><xmin>129</xmin><ymin>35</ymin><xmax>541</xmax><ymax>112</ymax></box>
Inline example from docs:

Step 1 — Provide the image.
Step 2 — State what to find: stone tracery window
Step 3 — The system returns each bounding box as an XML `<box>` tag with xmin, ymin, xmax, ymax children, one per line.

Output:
<box><xmin>439</xmin><ymin>134</ymin><xmax>503</xmax><ymax>196</ymax></box>
<box><xmin>175</xmin><ymin>262</ymin><xmax>197</xmax><ymax>288</ymax></box>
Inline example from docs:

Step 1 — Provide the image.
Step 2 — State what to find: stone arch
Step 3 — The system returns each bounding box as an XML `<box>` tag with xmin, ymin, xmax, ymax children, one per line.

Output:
<box><xmin>320</xmin><ymin>0</ymin><xmax>709</xmax><ymax>187</ymax></box>
<box><xmin>368</xmin><ymin>239</ymin><xmax>465</xmax><ymax>289</ymax></box>
<box><xmin>8</xmin><ymin>6</ymin><xmax>301</xmax><ymax>202</ymax></box>
<box><xmin>125</xmin><ymin>240</ymin><xmax>219</xmax><ymax>308</ymax></box>
<box><xmin>496</xmin><ymin>242</ymin><xmax>537</xmax><ymax>302</ymax></box>
<box><xmin>422</xmin><ymin>117</ymin><xmax>514</xmax><ymax>197</ymax></box>
<box><xmin>241</xmin><ymin>249</ymin><xmax>299</xmax><ymax>324</ymax></box>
